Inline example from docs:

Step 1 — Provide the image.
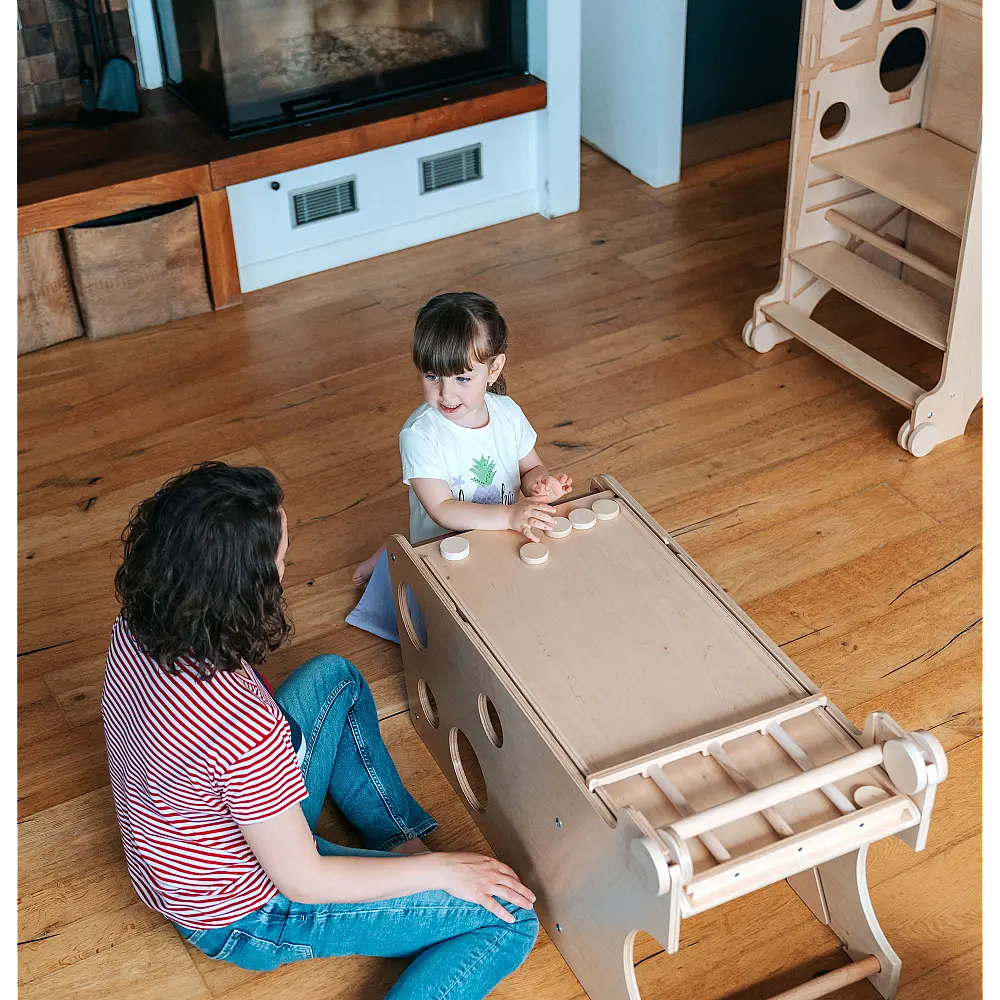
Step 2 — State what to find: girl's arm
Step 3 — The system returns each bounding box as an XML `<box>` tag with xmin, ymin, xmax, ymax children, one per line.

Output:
<box><xmin>240</xmin><ymin>804</ymin><xmax>535</xmax><ymax>923</ymax></box>
<box><xmin>518</xmin><ymin>450</ymin><xmax>573</xmax><ymax>502</ymax></box>
<box><xmin>410</xmin><ymin>477</ymin><xmax>557</xmax><ymax>542</ymax></box>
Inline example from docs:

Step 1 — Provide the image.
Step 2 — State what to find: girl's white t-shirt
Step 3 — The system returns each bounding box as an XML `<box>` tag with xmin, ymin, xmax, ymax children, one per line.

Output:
<box><xmin>399</xmin><ymin>393</ymin><xmax>538</xmax><ymax>543</ymax></box>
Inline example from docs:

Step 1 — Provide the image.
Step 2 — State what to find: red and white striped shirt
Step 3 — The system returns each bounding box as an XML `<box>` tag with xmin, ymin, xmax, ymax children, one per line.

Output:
<box><xmin>101</xmin><ymin>616</ymin><xmax>308</xmax><ymax>929</ymax></box>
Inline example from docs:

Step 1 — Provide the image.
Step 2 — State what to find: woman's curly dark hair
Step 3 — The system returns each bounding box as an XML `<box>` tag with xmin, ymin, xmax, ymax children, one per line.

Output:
<box><xmin>115</xmin><ymin>462</ymin><xmax>291</xmax><ymax>678</ymax></box>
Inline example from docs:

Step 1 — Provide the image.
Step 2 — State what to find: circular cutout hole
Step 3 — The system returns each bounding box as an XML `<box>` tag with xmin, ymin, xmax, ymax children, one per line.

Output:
<box><xmin>449</xmin><ymin>727</ymin><xmax>488</xmax><ymax>813</ymax></box>
<box><xmin>833</xmin><ymin>0</ymin><xmax>865</xmax><ymax>9</ymax></box>
<box><xmin>397</xmin><ymin>583</ymin><xmax>428</xmax><ymax>651</ymax></box>
<box><xmin>819</xmin><ymin>101</ymin><xmax>850</xmax><ymax>140</ymax></box>
<box><xmin>418</xmin><ymin>679</ymin><xmax>439</xmax><ymax>729</ymax></box>
<box><xmin>478</xmin><ymin>694</ymin><xmax>504</xmax><ymax>748</ymax></box>
<box><xmin>880</xmin><ymin>28</ymin><xmax>927</xmax><ymax>93</ymax></box>
<box><xmin>892</xmin><ymin>0</ymin><xmax>915</xmax><ymax>9</ymax></box>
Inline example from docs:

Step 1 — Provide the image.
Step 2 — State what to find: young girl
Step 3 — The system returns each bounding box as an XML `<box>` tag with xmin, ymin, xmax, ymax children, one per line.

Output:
<box><xmin>346</xmin><ymin>292</ymin><xmax>573</xmax><ymax>644</ymax></box>
<box><xmin>102</xmin><ymin>462</ymin><xmax>537</xmax><ymax>998</ymax></box>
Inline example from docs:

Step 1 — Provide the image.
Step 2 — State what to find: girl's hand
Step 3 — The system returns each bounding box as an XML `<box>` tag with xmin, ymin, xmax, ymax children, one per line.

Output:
<box><xmin>508</xmin><ymin>498</ymin><xmax>557</xmax><ymax>542</ymax></box>
<box><xmin>531</xmin><ymin>474</ymin><xmax>573</xmax><ymax>502</ymax></box>
<box><xmin>429</xmin><ymin>852</ymin><xmax>536</xmax><ymax>923</ymax></box>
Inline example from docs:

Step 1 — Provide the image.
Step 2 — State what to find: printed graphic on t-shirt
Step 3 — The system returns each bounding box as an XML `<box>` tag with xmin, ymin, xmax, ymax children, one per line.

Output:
<box><xmin>400</xmin><ymin>395</ymin><xmax>537</xmax><ymax>543</ymax></box>
<box><xmin>455</xmin><ymin>455</ymin><xmax>516</xmax><ymax>506</ymax></box>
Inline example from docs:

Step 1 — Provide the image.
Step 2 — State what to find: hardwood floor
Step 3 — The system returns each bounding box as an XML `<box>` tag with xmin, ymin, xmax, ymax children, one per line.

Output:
<box><xmin>17</xmin><ymin>141</ymin><xmax>982</xmax><ymax>1000</ymax></box>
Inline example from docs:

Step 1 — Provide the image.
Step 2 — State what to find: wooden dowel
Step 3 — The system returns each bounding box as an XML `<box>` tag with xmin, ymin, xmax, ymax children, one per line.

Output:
<box><xmin>667</xmin><ymin>744</ymin><xmax>884</xmax><ymax>841</ymax></box>
<box><xmin>707</xmin><ymin>742</ymin><xmax>794</xmax><ymax>837</ymax></box>
<box><xmin>648</xmin><ymin>765</ymin><xmax>732</xmax><ymax>863</ymax></box>
<box><xmin>586</xmin><ymin>694</ymin><xmax>827</xmax><ymax>790</ymax></box>
<box><xmin>765</xmin><ymin>723</ymin><xmax>857</xmax><ymax>814</ymax></box>
<box><xmin>763</xmin><ymin>956</ymin><xmax>882</xmax><ymax>1000</ymax></box>
<box><xmin>825</xmin><ymin>208</ymin><xmax>956</xmax><ymax>288</ymax></box>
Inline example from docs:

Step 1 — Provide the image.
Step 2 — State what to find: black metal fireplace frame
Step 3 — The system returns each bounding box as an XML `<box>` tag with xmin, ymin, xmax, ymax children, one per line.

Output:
<box><xmin>153</xmin><ymin>0</ymin><xmax>529</xmax><ymax>139</ymax></box>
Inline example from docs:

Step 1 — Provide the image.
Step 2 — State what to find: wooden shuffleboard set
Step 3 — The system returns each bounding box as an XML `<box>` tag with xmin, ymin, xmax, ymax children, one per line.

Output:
<box><xmin>386</xmin><ymin>476</ymin><xmax>947</xmax><ymax>1000</ymax></box>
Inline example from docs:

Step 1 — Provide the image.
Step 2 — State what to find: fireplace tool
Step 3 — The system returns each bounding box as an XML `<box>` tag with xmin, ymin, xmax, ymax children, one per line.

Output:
<box><xmin>20</xmin><ymin>0</ymin><xmax>141</xmax><ymax>131</ymax></box>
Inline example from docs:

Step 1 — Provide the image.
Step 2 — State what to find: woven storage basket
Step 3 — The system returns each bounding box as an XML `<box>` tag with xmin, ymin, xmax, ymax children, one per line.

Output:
<box><xmin>17</xmin><ymin>231</ymin><xmax>84</xmax><ymax>355</ymax></box>
<box><xmin>62</xmin><ymin>199</ymin><xmax>212</xmax><ymax>340</ymax></box>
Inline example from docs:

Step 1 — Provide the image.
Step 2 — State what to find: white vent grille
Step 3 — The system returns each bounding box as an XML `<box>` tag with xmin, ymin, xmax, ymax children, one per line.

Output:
<box><xmin>290</xmin><ymin>178</ymin><xmax>358</xmax><ymax>227</ymax></box>
<box><xmin>420</xmin><ymin>145</ymin><xmax>483</xmax><ymax>194</ymax></box>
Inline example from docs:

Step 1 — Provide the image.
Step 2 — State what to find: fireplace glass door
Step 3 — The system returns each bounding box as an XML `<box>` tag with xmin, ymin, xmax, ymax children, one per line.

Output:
<box><xmin>154</xmin><ymin>0</ymin><xmax>527</xmax><ymax>136</ymax></box>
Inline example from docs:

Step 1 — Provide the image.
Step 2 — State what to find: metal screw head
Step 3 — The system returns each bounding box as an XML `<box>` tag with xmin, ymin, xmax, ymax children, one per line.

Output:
<box><xmin>555</xmin><ymin>923</ymin><xmax>563</xmax><ymax>933</ymax></box>
<box><xmin>270</xmin><ymin>181</ymin><xmax>280</xmax><ymax>190</ymax></box>
<box><xmin>415</xmin><ymin>713</ymin><xmax>420</xmax><ymax>720</ymax></box>
<box><xmin>390</xmin><ymin>553</ymin><xmax>396</xmax><ymax>562</ymax></box>
<box><xmin>555</xmin><ymin>818</ymin><xmax>563</xmax><ymax>828</ymax></box>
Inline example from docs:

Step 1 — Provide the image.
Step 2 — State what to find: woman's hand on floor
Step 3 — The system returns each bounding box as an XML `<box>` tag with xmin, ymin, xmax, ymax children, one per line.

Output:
<box><xmin>430</xmin><ymin>852</ymin><xmax>536</xmax><ymax>922</ymax></box>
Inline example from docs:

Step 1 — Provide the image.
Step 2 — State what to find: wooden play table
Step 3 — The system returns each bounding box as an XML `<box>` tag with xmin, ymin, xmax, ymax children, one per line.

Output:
<box><xmin>387</xmin><ymin>476</ymin><xmax>947</xmax><ymax>1000</ymax></box>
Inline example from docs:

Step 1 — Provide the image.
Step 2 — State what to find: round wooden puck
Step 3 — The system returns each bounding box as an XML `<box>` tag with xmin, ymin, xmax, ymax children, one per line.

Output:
<box><xmin>592</xmin><ymin>498</ymin><xmax>620</xmax><ymax>520</ymax></box>
<box><xmin>439</xmin><ymin>537</ymin><xmax>470</xmax><ymax>561</ymax></box>
<box><xmin>546</xmin><ymin>517</ymin><xmax>573</xmax><ymax>538</ymax></box>
<box><xmin>519</xmin><ymin>542</ymin><xmax>549</xmax><ymax>565</ymax></box>
<box><xmin>569</xmin><ymin>508</ymin><xmax>597</xmax><ymax>530</ymax></box>
<box><xmin>853</xmin><ymin>785</ymin><xmax>890</xmax><ymax>808</ymax></box>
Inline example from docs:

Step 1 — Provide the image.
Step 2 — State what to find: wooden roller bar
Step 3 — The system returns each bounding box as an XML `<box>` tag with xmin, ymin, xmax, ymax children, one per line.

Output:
<box><xmin>667</xmin><ymin>744</ymin><xmax>885</xmax><ymax>842</ymax></box>
<box><xmin>765</xmin><ymin>722</ymin><xmax>857</xmax><ymax>815</ymax></box>
<box><xmin>706</xmin><ymin>742</ymin><xmax>795</xmax><ymax>838</ymax></box>
<box><xmin>648</xmin><ymin>764</ymin><xmax>732</xmax><ymax>863</ymax></box>
<box><xmin>763</xmin><ymin>956</ymin><xmax>882</xmax><ymax>1000</ymax></box>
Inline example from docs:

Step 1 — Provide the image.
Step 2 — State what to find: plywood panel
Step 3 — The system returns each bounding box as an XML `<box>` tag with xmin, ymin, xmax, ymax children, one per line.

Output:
<box><xmin>923</xmin><ymin>6</ymin><xmax>982</xmax><ymax>152</ymax></box>
<box><xmin>415</xmin><ymin>498</ymin><xmax>804</xmax><ymax>774</ymax></box>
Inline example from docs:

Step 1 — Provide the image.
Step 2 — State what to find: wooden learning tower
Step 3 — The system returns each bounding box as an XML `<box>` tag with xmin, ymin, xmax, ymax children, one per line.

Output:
<box><xmin>742</xmin><ymin>0</ymin><xmax>982</xmax><ymax>457</ymax></box>
<box><xmin>387</xmin><ymin>477</ymin><xmax>949</xmax><ymax>1000</ymax></box>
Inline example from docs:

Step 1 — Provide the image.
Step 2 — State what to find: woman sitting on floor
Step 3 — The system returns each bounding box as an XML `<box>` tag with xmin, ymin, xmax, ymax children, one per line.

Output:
<box><xmin>101</xmin><ymin>461</ymin><xmax>537</xmax><ymax>998</ymax></box>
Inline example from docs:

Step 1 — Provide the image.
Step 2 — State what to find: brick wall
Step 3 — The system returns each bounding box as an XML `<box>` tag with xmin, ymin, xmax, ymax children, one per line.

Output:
<box><xmin>17</xmin><ymin>0</ymin><xmax>138</xmax><ymax>117</ymax></box>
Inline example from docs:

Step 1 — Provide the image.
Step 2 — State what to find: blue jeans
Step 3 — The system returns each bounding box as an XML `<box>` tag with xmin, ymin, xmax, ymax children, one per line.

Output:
<box><xmin>175</xmin><ymin>655</ymin><xmax>538</xmax><ymax>999</ymax></box>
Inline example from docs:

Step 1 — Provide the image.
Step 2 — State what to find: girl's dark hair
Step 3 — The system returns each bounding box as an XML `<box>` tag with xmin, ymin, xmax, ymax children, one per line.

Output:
<box><xmin>412</xmin><ymin>291</ymin><xmax>509</xmax><ymax>395</ymax></box>
<box><xmin>114</xmin><ymin>462</ymin><xmax>290</xmax><ymax>679</ymax></box>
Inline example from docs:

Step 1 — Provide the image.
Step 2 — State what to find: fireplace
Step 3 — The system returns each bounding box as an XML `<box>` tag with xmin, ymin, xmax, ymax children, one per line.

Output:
<box><xmin>152</xmin><ymin>0</ymin><xmax>528</xmax><ymax>137</ymax></box>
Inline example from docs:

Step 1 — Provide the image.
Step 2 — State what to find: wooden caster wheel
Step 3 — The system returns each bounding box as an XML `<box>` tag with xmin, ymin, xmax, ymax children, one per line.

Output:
<box><xmin>897</xmin><ymin>420</ymin><xmax>912</xmax><ymax>451</ymax></box>
<box><xmin>746</xmin><ymin>322</ymin><xmax>783</xmax><ymax>354</ymax></box>
<box><xmin>906</xmin><ymin>422</ymin><xmax>939</xmax><ymax>458</ymax></box>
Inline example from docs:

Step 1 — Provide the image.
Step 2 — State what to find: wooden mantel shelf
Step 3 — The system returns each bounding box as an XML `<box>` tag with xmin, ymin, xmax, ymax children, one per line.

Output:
<box><xmin>204</xmin><ymin>76</ymin><xmax>547</xmax><ymax>188</ymax></box>
<box><xmin>18</xmin><ymin>74</ymin><xmax>546</xmax><ymax>235</ymax></box>
<box><xmin>17</xmin><ymin>75</ymin><xmax>546</xmax><ymax>308</ymax></box>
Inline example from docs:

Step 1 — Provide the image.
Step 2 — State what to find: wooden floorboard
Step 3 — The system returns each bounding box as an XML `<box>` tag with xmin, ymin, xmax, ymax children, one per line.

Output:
<box><xmin>17</xmin><ymin>141</ymin><xmax>982</xmax><ymax>999</ymax></box>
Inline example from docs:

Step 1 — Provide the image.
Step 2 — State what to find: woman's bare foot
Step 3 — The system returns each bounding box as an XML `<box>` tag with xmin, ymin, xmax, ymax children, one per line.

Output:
<box><xmin>352</xmin><ymin>547</ymin><xmax>383</xmax><ymax>587</ymax></box>
<box><xmin>391</xmin><ymin>837</ymin><xmax>431</xmax><ymax>856</ymax></box>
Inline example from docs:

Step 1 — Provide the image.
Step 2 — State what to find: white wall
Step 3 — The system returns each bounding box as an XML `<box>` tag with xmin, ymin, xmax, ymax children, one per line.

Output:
<box><xmin>230</xmin><ymin>114</ymin><xmax>541</xmax><ymax>291</ymax></box>
<box><xmin>529</xmin><ymin>0</ymin><xmax>582</xmax><ymax>218</ymax></box>
<box><xmin>580</xmin><ymin>0</ymin><xmax>688</xmax><ymax>189</ymax></box>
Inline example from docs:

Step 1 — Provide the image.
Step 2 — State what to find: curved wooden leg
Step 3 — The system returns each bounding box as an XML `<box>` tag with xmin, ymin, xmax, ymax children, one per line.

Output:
<box><xmin>906</xmin><ymin>154</ymin><xmax>981</xmax><ymax>453</ymax></box>
<box><xmin>621</xmin><ymin>931</ymin><xmax>643</xmax><ymax>1000</ymax></box>
<box><xmin>544</xmin><ymin>929</ymin><xmax>651</xmax><ymax>1000</ymax></box>
<box><xmin>743</xmin><ymin>271</ymin><xmax>832</xmax><ymax>354</ymax></box>
<box><xmin>817</xmin><ymin>846</ymin><xmax>900</xmax><ymax>999</ymax></box>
